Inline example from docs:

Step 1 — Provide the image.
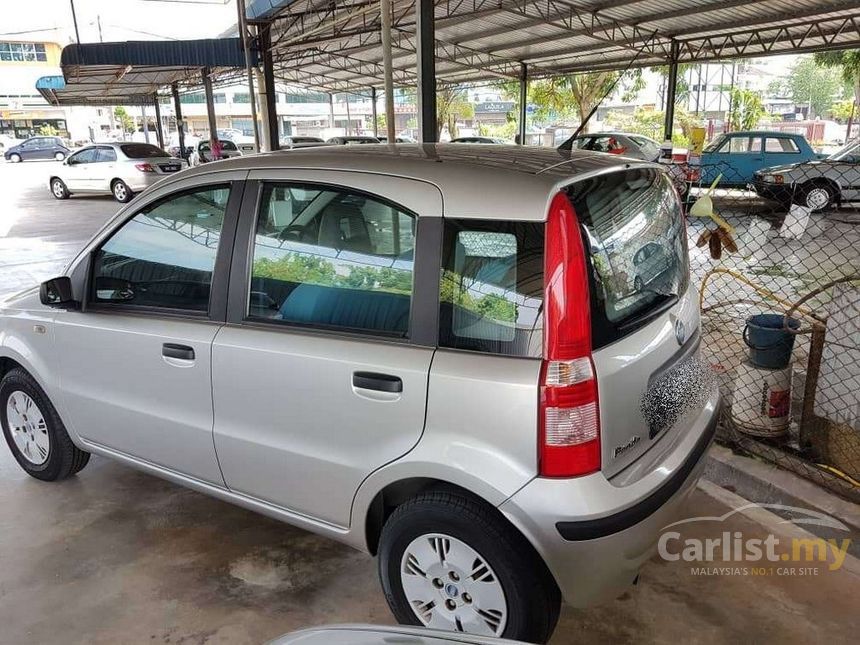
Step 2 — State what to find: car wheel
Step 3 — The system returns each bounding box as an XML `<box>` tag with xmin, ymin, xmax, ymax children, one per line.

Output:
<box><xmin>378</xmin><ymin>490</ymin><xmax>560</xmax><ymax>644</ymax></box>
<box><xmin>0</xmin><ymin>368</ymin><xmax>90</xmax><ymax>481</ymax></box>
<box><xmin>8</xmin><ymin>153</ymin><xmax>21</xmax><ymax>163</ymax></box>
<box><xmin>54</xmin><ymin>151</ymin><xmax>66</xmax><ymax>161</ymax></box>
<box><xmin>798</xmin><ymin>183</ymin><xmax>835</xmax><ymax>212</ymax></box>
<box><xmin>634</xmin><ymin>276</ymin><xmax>644</xmax><ymax>291</ymax></box>
<box><xmin>111</xmin><ymin>179</ymin><xmax>133</xmax><ymax>203</ymax></box>
<box><xmin>51</xmin><ymin>178</ymin><xmax>70</xmax><ymax>199</ymax></box>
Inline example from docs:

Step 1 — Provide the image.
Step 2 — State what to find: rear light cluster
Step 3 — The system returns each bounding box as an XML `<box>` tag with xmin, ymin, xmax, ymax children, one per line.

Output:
<box><xmin>135</xmin><ymin>163</ymin><xmax>156</xmax><ymax>173</ymax></box>
<box><xmin>539</xmin><ymin>192</ymin><xmax>600</xmax><ymax>478</ymax></box>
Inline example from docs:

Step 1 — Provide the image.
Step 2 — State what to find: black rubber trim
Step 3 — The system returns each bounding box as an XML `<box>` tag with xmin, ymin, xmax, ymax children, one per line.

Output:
<box><xmin>352</xmin><ymin>371</ymin><xmax>403</xmax><ymax>393</ymax></box>
<box><xmin>556</xmin><ymin>409</ymin><xmax>718</xmax><ymax>541</ymax></box>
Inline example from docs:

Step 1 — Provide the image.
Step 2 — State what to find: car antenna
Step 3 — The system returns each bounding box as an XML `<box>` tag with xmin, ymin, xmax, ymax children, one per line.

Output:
<box><xmin>558</xmin><ymin>32</ymin><xmax>658</xmax><ymax>152</ymax></box>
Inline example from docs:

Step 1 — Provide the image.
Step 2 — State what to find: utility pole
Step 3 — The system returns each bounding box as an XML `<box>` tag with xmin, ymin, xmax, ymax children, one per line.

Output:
<box><xmin>97</xmin><ymin>15</ymin><xmax>103</xmax><ymax>42</ymax></box>
<box><xmin>70</xmin><ymin>0</ymin><xmax>81</xmax><ymax>44</ymax></box>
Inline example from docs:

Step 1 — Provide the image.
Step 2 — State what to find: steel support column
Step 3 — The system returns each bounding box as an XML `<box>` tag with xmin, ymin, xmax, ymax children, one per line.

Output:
<box><xmin>260</xmin><ymin>23</ymin><xmax>280</xmax><ymax>151</ymax></box>
<box><xmin>236</xmin><ymin>0</ymin><xmax>260</xmax><ymax>151</ymax></box>
<box><xmin>663</xmin><ymin>40</ymin><xmax>680</xmax><ymax>142</ymax></box>
<box><xmin>202</xmin><ymin>66</ymin><xmax>219</xmax><ymax>158</ymax></box>
<box><xmin>518</xmin><ymin>63</ymin><xmax>528</xmax><ymax>145</ymax></box>
<box><xmin>371</xmin><ymin>87</ymin><xmax>378</xmax><ymax>137</ymax></box>
<box><xmin>416</xmin><ymin>0</ymin><xmax>436</xmax><ymax>143</ymax></box>
<box><xmin>381</xmin><ymin>0</ymin><xmax>396</xmax><ymax>142</ymax></box>
<box><xmin>172</xmin><ymin>83</ymin><xmax>186</xmax><ymax>161</ymax></box>
<box><xmin>153</xmin><ymin>96</ymin><xmax>164</xmax><ymax>150</ymax></box>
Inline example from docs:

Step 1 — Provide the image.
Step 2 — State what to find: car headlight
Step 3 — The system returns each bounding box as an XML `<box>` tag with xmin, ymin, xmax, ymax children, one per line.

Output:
<box><xmin>760</xmin><ymin>174</ymin><xmax>784</xmax><ymax>184</ymax></box>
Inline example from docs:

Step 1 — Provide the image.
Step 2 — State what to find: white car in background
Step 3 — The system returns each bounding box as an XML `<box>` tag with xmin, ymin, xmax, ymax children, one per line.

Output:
<box><xmin>49</xmin><ymin>142</ymin><xmax>186</xmax><ymax>203</ymax></box>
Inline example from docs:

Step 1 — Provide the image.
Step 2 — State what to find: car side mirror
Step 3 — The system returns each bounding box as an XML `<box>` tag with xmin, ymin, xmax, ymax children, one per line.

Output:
<box><xmin>39</xmin><ymin>276</ymin><xmax>77</xmax><ymax>307</ymax></box>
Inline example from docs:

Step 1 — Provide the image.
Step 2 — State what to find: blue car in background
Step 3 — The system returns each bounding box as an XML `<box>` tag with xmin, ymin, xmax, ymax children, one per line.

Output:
<box><xmin>694</xmin><ymin>131</ymin><xmax>822</xmax><ymax>188</ymax></box>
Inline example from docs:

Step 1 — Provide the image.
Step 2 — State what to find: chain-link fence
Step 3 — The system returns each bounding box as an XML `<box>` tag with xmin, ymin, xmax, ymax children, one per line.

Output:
<box><xmin>685</xmin><ymin>150</ymin><xmax>860</xmax><ymax>503</ymax></box>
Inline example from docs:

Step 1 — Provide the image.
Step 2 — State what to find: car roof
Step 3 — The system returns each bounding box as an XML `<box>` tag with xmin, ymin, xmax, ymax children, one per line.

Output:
<box><xmin>173</xmin><ymin>144</ymin><xmax>644</xmax><ymax>220</ymax></box>
<box><xmin>721</xmin><ymin>130</ymin><xmax>800</xmax><ymax>137</ymax></box>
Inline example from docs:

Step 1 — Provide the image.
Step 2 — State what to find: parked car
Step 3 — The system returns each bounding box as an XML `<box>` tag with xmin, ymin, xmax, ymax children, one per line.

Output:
<box><xmin>192</xmin><ymin>139</ymin><xmax>242</xmax><ymax>165</ymax></box>
<box><xmin>568</xmin><ymin>132</ymin><xmax>688</xmax><ymax>198</ymax></box>
<box><xmin>694</xmin><ymin>131</ymin><xmax>822</xmax><ymax>188</ymax></box>
<box><xmin>753</xmin><ymin>138</ymin><xmax>860</xmax><ymax>211</ymax></box>
<box><xmin>377</xmin><ymin>135</ymin><xmax>417</xmax><ymax>143</ymax></box>
<box><xmin>48</xmin><ymin>142</ymin><xmax>186</xmax><ymax>203</ymax></box>
<box><xmin>1</xmin><ymin>145</ymin><xmax>719</xmax><ymax>644</ymax></box>
<box><xmin>270</xmin><ymin>624</ymin><xmax>524</xmax><ymax>645</ymax></box>
<box><xmin>632</xmin><ymin>241</ymin><xmax>676</xmax><ymax>291</ymax></box>
<box><xmin>326</xmin><ymin>135</ymin><xmax>381</xmax><ymax>145</ymax></box>
<box><xmin>450</xmin><ymin>136</ymin><xmax>507</xmax><ymax>144</ymax></box>
<box><xmin>3</xmin><ymin>136</ymin><xmax>70</xmax><ymax>163</ymax></box>
<box><xmin>217</xmin><ymin>128</ymin><xmax>257</xmax><ymax>154</ymax></box>
<box><xmin>281</xmin><ymin>136</ymin><xmax>328</xmax><ymax>149</ymax></box>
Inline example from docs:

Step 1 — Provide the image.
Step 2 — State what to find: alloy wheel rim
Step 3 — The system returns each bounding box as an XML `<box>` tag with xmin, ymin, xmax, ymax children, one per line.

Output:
<box><xmin>53</xmin><ymin>181</ymin><xmax>64</xmax><ymax>197</ymax></box>
<box><xmin>400</xmin><ymin>533</ymin><xmax>507</xmax><ymax>637</ymax></box>
<box><xmin>806</xmin><ymin>188</ymin><xmax>829</xmax><ymax>209</ymax></box>
<box><xmin>114</xmin><ymin>183</ymin><xmax>126</xmax><ymax>200</ymax></box>
<box><xmin>55</xmin><ymin>153</ymin><xmax>64</xmax><ymax>161</ymax></box>
<box><xmin>5</xmin><ymin>391</ymin><xmax>50</xmax><ymax>465</ymax></box>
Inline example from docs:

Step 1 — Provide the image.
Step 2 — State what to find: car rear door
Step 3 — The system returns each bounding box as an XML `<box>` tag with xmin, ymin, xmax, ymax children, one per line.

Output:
<box><xmin>89</xmin><ymin>146</ymin><xmax>118</xmax><ymax>190</ymax></box>
<box><xmin>763</xmin><ymin>136</ymin><xmax>801</xmax><ymax>171</ymax></box>
<box><xmin>212</xmin><ymin>170</ymin><xmax>442</xmax><ymax>527</ymax></box>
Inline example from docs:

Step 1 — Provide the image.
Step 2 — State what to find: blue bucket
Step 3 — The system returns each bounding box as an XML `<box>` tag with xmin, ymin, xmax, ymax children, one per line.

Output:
<box><xmin>743</xmin><ymin>314</ymin><xmax>800</xmax><ymax>369</ymax></box>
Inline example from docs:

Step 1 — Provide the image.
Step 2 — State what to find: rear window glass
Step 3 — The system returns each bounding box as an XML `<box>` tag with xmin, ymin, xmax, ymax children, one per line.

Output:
<box><xmin>566</xmin><ymin>168</ymin><xmax>688</xmax><ymax>348</ymax></box>
<box><xmin>439</xmin><ymin>220</ymin><xmax>544</xmax><ymax>357</ymax></box>
<box><xmin>120</xmin><ymin>143</ymin><xmax>168</xmax><ymax>158</ymax></box>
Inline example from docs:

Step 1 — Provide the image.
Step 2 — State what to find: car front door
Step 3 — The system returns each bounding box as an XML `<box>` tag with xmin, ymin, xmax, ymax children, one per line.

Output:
<box><xmin>63</xmin><ymin>147</ymin><xmax>97</xmax><ymax>190</ymax></box>
<box><xmin>53</xmin><ymin>178</ymin><xmax>245</xmax><ymax>484</ymax></box>
<box><xmin>212</xmin><ymin>170</ymin><xmax>442</xmax><ymax>527</ymax></box>
<box><xmin>17</xmin><ymin>138</ymin><xmax>38</xmax><ymax>160</ymax></box>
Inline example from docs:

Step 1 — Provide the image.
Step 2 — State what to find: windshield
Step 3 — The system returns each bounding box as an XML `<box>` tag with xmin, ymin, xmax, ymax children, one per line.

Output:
<box><xmin>566</xmin><ymin>168</ymin><xmax>688</xmax><ymax>347</ymax></box>
<box><xmin>703</xmin><ymin>134</ymin><xmax>727</xmax><ymax>153</ymax></box>
<box><xmin>120</xmin><ymin>144</ymin><xmax>170</xmax><ymax>158</ymax></box>
<box><xmin>828</xmin><ymin>139</ymin><xmax>860</xmax><ymax>161</ymax></box>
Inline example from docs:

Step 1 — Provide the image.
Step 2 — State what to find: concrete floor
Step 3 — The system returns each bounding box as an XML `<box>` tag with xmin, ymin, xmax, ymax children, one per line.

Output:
<box><xmin>1</xmin><ymin>160</ymin><xmax>859</xmax><ymax>644</ymax></box>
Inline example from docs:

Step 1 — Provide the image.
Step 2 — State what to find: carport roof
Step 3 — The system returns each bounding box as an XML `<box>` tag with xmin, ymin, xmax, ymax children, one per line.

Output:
<box><xmin>36</xmin><ymin>38</ymin><xmax>255</xmax><ymax>106</ymax></box>
<box><xmin>253</xmin><ymin>0</ymin><xmax>860</xmax><ymax>93</ymax></box>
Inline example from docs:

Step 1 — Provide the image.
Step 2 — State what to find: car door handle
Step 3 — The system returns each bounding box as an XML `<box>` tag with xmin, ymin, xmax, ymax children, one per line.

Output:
<box><xmin>162</xmin><ymin>343</ymin><xmax>195</xmax><ymax>360</ymax></box>
<box><xmin>352</xmin><ymin>371</ymin><xmax>402</xmax><ymax>393</ymax></box>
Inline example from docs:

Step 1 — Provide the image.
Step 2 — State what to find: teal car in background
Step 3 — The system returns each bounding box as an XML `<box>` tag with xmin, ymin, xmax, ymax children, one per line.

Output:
<box><xmin>695</xmin><ymin>131</ymin><xmax>822</xmax><ymax>188</ymax></box>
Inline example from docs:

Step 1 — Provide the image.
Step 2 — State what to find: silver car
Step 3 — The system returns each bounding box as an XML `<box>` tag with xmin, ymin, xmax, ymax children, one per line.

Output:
<box><xmin>1</xmin><ymin>145</ymin><xmax>719</xmax><ymax>644</ymax></box>
<box><xmin>49</xmin><ymin>142</ymin><xmax>186</xmax><ymax>203</ymax></box>
<box><xmin>753</xmin><ymin>138</ymin><xmax>860</xmax><ymax>211</ymax></box>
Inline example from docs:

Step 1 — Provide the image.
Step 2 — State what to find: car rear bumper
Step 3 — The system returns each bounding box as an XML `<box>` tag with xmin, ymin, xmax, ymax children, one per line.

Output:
<box><xmin>126</xmin><ymin>173</ymin><xmax>172</xmax><ymax>192</ymax></box>
<box><xmin>499</xmin><ymin>387</ymin><xmax>720</xmax><ymax>607</ymax></box>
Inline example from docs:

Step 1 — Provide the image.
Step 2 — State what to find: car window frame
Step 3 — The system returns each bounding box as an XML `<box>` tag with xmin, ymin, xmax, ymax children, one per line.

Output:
<box><xmin>83</xmin><ymin>180</ymin><xmax>245</xmax><ymax>321</ymax></box>
<box><xmin>69</xmin><ymin>147</ymin><xmax>97</xmax><ymax>165</ymax></box>
<box><xmin>227</xmin><ymin>178</ymin><xmax>442</xmax><ymax>347</ymax></box>
<box><xmin>96</xmin><ymin>146</ymin><xmax>117</xmax><ymax>162</ymax></box>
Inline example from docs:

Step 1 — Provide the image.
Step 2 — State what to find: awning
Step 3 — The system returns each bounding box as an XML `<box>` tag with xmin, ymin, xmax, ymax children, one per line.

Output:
<box><xmin>37</xmin><ymin>38</ymin><xmax>256</xmax><ymax>107</ymax></box>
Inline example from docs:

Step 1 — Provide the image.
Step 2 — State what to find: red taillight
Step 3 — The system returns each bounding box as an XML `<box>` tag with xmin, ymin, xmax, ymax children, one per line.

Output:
<box><xmin>539</xmin><ymin>192</ymin><xmax>600</xmax><ymax>478</ymax></box>
<box><xmin>135</xmin><ymin>163</ymin><xmax>155</xmax><ymax>172</ymax></box>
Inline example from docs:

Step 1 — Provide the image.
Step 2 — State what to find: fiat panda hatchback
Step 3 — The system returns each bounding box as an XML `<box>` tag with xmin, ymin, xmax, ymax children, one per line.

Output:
<box><xmin>0</xmin><ymin>145</ymin><xmax>719</xmax><ymax>644</ymax></box>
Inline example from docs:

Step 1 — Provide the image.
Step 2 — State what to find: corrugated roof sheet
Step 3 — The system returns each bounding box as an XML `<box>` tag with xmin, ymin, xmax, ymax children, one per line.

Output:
<box><xmin>261</xmin><ymin>0</ymin><xmax>860</xmax><ymax>92</ymax></box>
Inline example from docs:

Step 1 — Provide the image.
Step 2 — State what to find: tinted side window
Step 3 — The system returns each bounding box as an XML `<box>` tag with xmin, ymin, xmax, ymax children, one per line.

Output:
<box><xmin>71</xmin><ymin>148</ymin><xmax>97</xmax><ymax>164</ymax></box>
<box><xmin>439</xmin><ymin>220</ymin><xmax>544</xmax><ymax>358</ymax></box>
<box><xmin>91</xmin><ymin>185</ymin><xmax>230</xmax><ymax>311</ymax></box>
<box><xmin>96</xmin><ymin>147</ymin><xmax>117</xmax><ymax>162</ymax></box>
<box><xmin>248</xmin><ymin>183</ymin><xmax>415</xmax><ymax>336</ymax></box>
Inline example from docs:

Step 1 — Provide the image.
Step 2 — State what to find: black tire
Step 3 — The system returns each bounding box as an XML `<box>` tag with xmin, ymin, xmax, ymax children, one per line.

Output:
<box><xmin>111</xmin><ymin>179</ymin><xmax>134</xmax><ymax>203</ymax></box>
<box><xmin>0</xmin><ymin>368</ymin><xmax>90</xmax><ymax>481</ymax></box>
<box><xmin>378</xmin><ymin>489</ymin><xmax>561</xmax><ymax>644</ymax></box>
<box><xmin>54</xmin><ymin>151</ymin><xmax>66</xmax><ymax>161</ymax></box>
<box><xmin>795</xmin><ymin>182</ymin><xmax>836</xmax><ymax>212</ymax></box>
<box><xmin>50</xmin><ymin>177</ymin><xmax>70</xmax><ymax>200</ymax></box>
<box><xmin>8</xmin><ymin>153</ymin><xmax>21</xmax><ymax>163</ymax></box>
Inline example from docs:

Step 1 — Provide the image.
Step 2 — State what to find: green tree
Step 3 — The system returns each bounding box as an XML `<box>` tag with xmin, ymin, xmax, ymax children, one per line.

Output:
<box><xmin>815</xmin><ymin>50</ymin><xmax>860</xmax><ymax>130</ymax></box>
<box><xmin>37</xmin><ymin>123</ymin><xmax>59</xmax><ymax>136</ymax></box>
<box><xmin>436</xmin><ymin>87</ymin><xmax>474</xmax><ymax>139</ymax></box>
<box><xmin>829</xmin><ymin>99</ymin><xmax>856</xmax><ymax>122</ymax></box>
<box><xmin>727</xmin><ymin>88</ymin><xmax>766</xmax><ymax>131</ymax></box>
<box><xmin>778</xmin><ymin>57</ymin><xmax>847</xmax><ymax>118</ymax></box>
<box><xmin>113</xmin><ymin>106</ymin><xmax>135</xmax><ymax>134</ymax></box>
